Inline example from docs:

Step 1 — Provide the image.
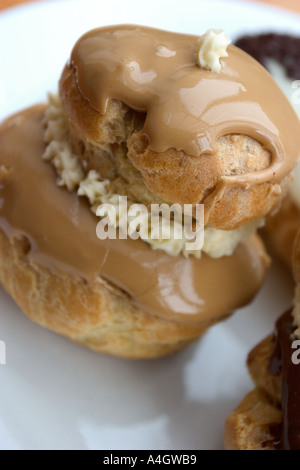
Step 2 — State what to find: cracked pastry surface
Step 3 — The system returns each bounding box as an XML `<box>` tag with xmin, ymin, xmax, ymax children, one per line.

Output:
<box><xmin>59</xmin><ymin>25</ymin><xmax>299</xmax><ymax>231</ymax></box>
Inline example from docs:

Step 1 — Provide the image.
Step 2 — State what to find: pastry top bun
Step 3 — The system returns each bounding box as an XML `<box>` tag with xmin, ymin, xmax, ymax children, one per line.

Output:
<box><xmin>59</xmin><ymin>25</ymin><xmax>300</xmax><ymax>230</ymax></box>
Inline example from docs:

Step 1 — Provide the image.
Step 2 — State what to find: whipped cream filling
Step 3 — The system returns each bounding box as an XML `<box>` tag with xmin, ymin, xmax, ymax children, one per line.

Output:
<box><xmin>43</xmin><ymin>94</ymin><xmax>262</xmax><ymax>259</ymax></box>
<box><xmin>267</xmin><ymin>59</ymin><xmax>300</xmax><ymax>209</ymax></box>
<box><xmin>197</xmin><ymin>29</ymin><xmax>231</xmax><ymax>73</ymax></box>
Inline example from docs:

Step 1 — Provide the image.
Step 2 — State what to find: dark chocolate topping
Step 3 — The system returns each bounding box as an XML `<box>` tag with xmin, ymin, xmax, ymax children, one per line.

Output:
<box><xmin>261</xmin><ymin>423</ymin><xmax>282</xmax><ymax>450</ymax></box>
<box><xmin>269</xmin><ymin>309</ymin><xmax>300</xmax><ymax>450</ymax></box>
<box><xmin>235</xmin><ymin>33</ymin><xmax>300</xmax><ymax>80</ymax></box>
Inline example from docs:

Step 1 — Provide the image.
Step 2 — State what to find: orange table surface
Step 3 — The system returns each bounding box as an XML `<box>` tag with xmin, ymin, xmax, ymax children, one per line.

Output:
<box><xmin>1</xmin><ymin>0</ymin><xmax>300</xmax><ymax>13</ymax></box>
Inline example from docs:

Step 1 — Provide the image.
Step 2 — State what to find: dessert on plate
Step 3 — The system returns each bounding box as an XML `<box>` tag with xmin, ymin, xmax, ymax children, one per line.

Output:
<box><xmin>236</xmin><ymin>33</ymin><xmax>300</xmax><ymax>268</ymax></box>
<box><xmin>224</xmin><ymin>229</ymin><xmax>300</xmax><ymax>450</ymax></box>
<box><xmin>0</xmin><ymin>25</ymin><xmax>299</xmax><ymax>358</ymax></box>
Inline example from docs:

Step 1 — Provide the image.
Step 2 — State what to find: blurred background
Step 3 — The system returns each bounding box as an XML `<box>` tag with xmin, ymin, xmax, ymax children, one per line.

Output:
<box><xmin>1</xmin><ymin>0</ymin><xmax>300</xmax><ymax>13</ymax></box>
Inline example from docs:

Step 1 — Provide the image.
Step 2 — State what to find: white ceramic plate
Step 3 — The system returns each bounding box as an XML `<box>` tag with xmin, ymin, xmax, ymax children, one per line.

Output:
<box><xmin>0</xmin><ymin>0</ymin><xmax>298</xmax><ymax>450</ymax></box>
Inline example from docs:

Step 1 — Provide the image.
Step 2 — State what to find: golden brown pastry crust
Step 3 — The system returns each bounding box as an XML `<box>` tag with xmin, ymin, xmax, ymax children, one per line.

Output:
<box><xmin>224</xmin><ymin>334</ymin><xmax>282</xmax><ymax>450</ymax></box>
<box><xmin>292</xmin><ymin>228</ymin><xmax>300</xmax><ymax>284</ymax></box>
<box><xmin>247</xmin><ymin>335</ymin><xmax>281</xmax><ymax>404</ymax></box>
<box><xmin>0</xmin><ymin>228</ymin><xmax>225</xmax><ymax>359</ymax></box>
<box><xmin>262</xmin><ymin>195</ymin><xmax>300</xmax><ymax>269</ymax></box>
<box><xmin>224</xmin><ymin>226</ymin><xmax>300</xmax><ymax>450</ymax></box>
<box><xmin>59</xmin><ymin>64</ymin><xmax>289</xmax><ymax>230</ymax></box>
<box><xmin>224</xmin><ymin>388</ymin><xmax>282</xmax><ymax>450</ymax></box>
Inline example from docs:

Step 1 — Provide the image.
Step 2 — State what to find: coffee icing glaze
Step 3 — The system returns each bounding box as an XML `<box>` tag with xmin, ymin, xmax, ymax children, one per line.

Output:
<box><xmin>69</xmin><ymin>25</ymin><xmax>300</xmax><ymax>186</ymax></box>
<box><xmin>0</xmin><ymin>107</ymin><xmax>268</xmax><ymax>323</ymax></box>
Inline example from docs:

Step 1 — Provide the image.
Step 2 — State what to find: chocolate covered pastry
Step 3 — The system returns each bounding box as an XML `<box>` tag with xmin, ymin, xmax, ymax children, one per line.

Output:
<box><xmin>224</xmin><ymin>229</ymin><xmax>300</xmax><ymax>450</ymax></box>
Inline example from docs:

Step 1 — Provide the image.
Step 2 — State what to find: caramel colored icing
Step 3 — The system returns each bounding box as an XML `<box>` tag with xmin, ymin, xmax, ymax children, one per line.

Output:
<box><xmin>0</xmin><ymin>107</ymin><xmax>268</xmax><ymax>323</ymax></box>
<box><xmin>70</xmin><ymin>25</ymin><xmax>300</xmax><ymax>186</ymax></box>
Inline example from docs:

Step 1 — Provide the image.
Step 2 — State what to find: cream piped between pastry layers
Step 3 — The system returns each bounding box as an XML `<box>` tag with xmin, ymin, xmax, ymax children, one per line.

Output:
<box><xmin>43</xmin><ymin>94</ymin><xmax>263</xmax><ymax>259</ymax></box>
